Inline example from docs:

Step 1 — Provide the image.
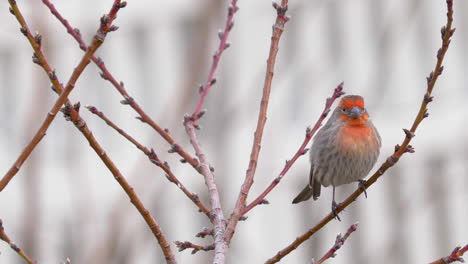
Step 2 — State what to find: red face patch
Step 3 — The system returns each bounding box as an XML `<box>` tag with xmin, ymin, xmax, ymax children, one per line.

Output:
<box><xmin>338</xmin><ymin>95</ymin><xmax>365</xmax><ymax>109</ymax></box>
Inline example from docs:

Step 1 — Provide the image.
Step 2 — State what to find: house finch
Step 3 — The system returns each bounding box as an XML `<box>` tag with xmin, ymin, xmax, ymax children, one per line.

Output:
<box><xmin>292</xmin><ymin>95</ymin><xmax>381</xmax><ymax>220</ymax></box>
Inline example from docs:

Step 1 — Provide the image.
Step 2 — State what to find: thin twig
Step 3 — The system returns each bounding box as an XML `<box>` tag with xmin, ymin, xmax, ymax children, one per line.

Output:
<box><xmin>85</xmin><ymin>105</ymin><xmax>211</xmax><ymax>217</ymax></box>
<box><xmin>61</xmin><ymin>103</ymin><xmax>177</xmax><ymax>264</ymax></box>
<box><xmin>0</xmin><ymin>0</ymin><xmax>123</xmax><ymax>191</ymax></box>
<box><xmin>191</xmin><ymin>0</ymin><xmax>239</xmax><ymax>122</ymax></box>
<box><xmin>174</xmin><ymin>241</ymin><xmax>215</xmax><ymax>255</ymax></box>
<box><xmin>224</xmin><ymin>0</ymin><xmax>290</xmax><ymax>245</ymax></box>
<box><xmin>41</xmin><ymin>0</ymin><xmax>200</xmax><ymax>171</ymax></box>
<box><xmin>242</xmin><ymin>83</ymin><xmax>344</xmax><ymax>215</ymax></box>
<box><xmin>313</xmin><ymin>223</ymin><xmax>358</xmax><ymax>264</ymax></box>
<box><xmin>184</xmin><ymin>119</ymin><xmax>226</xmax><ymax>264</ymax></box>
<box><xmin>0</xmin><ymin>219</ymin><xmax>36</xmax><ymax>264</ymax></box>
<box><xmin>428</xmin><ymin>245</ymin><xmax>468</xmax><ymax>264</ymax></box>
<box><xmin>176</xmin><ymin>0</ymin><xmax>241</xmax><ymax>261</ymax></box>
<box><xmin>265</xmin><ymin>0</ymin><xmax>455</xmax><ymax>262</ymax></box>
<box><xmin>196</xmin><ymin>227</ymin><xmax>214</xmax><ymax>238</ymax></box>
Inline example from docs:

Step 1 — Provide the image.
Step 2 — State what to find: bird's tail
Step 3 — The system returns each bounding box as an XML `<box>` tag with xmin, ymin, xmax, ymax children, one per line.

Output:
<box><xmin>292</xmin><ymin>179</ymin><xmax>321</xmax><ymax>204</ymax></box>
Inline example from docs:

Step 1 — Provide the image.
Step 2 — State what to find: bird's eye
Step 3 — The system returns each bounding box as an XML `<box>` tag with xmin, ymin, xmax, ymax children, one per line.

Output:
<box><xmin>341</xmin><ymin>108</ymin><xmax>347</xmax><ymax>112</ymax></box>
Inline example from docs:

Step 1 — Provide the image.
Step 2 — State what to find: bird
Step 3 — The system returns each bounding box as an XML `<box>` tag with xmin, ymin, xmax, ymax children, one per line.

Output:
<box><xmin>292</xmin><ymin>95</ymin><xmax>381</xmax><ymax>220</ymax></box>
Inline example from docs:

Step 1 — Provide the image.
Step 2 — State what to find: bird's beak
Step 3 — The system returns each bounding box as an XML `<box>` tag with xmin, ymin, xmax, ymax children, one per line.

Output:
<box><xmin>348</xmin><ymin>106</ymin><xmax>363</xmax><ymax>119</ymax></box>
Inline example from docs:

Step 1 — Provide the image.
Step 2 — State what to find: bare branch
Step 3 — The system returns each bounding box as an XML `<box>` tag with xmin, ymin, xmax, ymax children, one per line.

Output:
<box><xmin>196</xmin><ymin>227</ymin><xmax>214</xmax><ymax>238</ymax></box>
<box><xmin>61</xmin><ymin>104</ymin><xmax>177</xmax><ymax>263</ymax></box>
<box><xmin>427</xmin><ymin>245</ymin><xmax>468</xmax><ymax>264</ymax></box>
<box><xmin>313</xmin><ymin>223</ymin><xmax>358</xmax><ymax>264</ymax></box>
<box><xmin>265</xmin><ymin>0</ymin><xmax>456</xmax><ymax>262</ymax></box>
<box><xmin>41</xmin><ymin>0</ymin><xmax>200</xmax><ymax>171</ymax></box>
<box><xmin>224</xmin><ymin>0</ymin><xmax>290</xmax><ymax>245</ymax></box>
<box><xmin>184</xmin><ymin>119</ymin><xmax>226</xmax><ymax>263</ymax></box>
<box><xmin>0</xmin><ymin>0</ymin><xmax>124</xmax><ymax>191</ymax></box>
<box><xmin>176</xmin><ymin>0</ymin><xmax>242</xmax><ymax>262</ymax></box>
<box><xmin>174</xmin><ymin>241</ymin><xmax>215</xmax><ymax>255</ymax></box>
<box><xmin>0</xmin><ymin>219</ymin><xmax>36</xmax><ymax>264</ymax></box>
<box><xmin>86</xmin><ymin>105</ymin><xmax>211</xmax><ymax>217</ymax></box>
<box><xmin>191</xmin><ymin>0</ymin><xmax>239</xmax><ymax>122</ymax></box>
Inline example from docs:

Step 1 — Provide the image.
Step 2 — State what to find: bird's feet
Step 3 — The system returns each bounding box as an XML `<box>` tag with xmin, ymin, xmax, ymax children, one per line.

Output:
<box><xmin>358</xmin><ymin>179</ymin><xmax>368</xmax><ymax>198</ymax></box>
<box><xmin>331</xmin><ymin>201</ymin><xmax>341</xmax><ymax>221</ymax></box>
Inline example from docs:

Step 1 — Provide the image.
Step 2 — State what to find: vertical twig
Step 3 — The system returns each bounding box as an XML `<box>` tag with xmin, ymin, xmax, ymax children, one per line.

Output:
<box><xmin>224</xmin><ymin>0</ymin><xmax>290</xmax><ymax>245</ymax></box>
<box><xmin>179</xmin><ymin>1</ymin><xmax>240</xmax><ymax>262</ymax></box>
<box><xmin>265</xmin><ymin>0</ymin><xmax>456</xmax><ymax>262</ymax></box>
<box><xmin>184</xmin><ymin>118</ymin><xmax>226</xmax><ymax>264</ymax></box>
<box><xmin>191</xmin><ymin>0</ymin><xmax>239</xmax><ymax>121</ymax></box>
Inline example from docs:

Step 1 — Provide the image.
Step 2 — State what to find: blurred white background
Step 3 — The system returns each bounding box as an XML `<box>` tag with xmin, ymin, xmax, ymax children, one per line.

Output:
<box><xmin>0</xmin><ymin>0</ymin><xmax>467</xmax><ymax>263</ymax></box>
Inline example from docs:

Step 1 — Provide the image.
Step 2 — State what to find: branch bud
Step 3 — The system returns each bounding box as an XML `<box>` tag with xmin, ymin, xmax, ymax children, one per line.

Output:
<box><xmin>20</xmin><ymin>26</ymin><xmax>28</xmax><ymax>35</ymax></box>
<box><xmin>34</xmin><ymin>32</ymin><xmax>42</xmax><ymax>46</ymax></box>
<box><xmin>100</xmin><ymin>15</ymin><xmax>110</xmax><ymax>26</ymax></box>
<box><xmin>403</xmin><ymin>128</ymin><xmax>414</xmax><ymax>139</ymax></box>
<box><xmin>48</xmin><ymin>70</ymin><xmax>57</xmax><ymax>80</ymax></box>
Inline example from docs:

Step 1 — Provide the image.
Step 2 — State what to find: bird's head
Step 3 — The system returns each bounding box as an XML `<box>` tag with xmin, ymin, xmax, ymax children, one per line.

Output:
<box><xmin>337</xmin><ymin>95</ymin><xmax>369</xmax><ymax>126</ymax></box>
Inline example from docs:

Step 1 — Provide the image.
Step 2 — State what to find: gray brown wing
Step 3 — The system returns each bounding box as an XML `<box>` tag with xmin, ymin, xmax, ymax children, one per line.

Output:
<box><xmin>292</xmin><ymin>163</ymin><xmax>320</xmax><ymax>203</ymax></box>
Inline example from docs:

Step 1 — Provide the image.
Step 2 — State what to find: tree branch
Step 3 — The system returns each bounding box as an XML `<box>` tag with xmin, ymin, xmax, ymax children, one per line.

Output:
<box><xmin>176</xmin><ymin>1</ymin><xmax>241</xmax><ymax>262</ymax></box>
<box><xmin>191</xmin><ymin>0</ymin><xmax>239</xmax><ymax>122</ymax></box>
<box><xmin>265</xmin><ymin>0</ymin><xmax>455</xmax><ymax>262</ymax></box>
<box><xmin>0</xmin><ymin>0</ymin><xmax>124</xmax><ymax>191</ymax></box>
<box><xmin>41</xmin><ymin>0</ymin><xmax>200</xmax><ymax>171</ymax></box>
<box><xmin>184</xmin><ymin>119</ymin><xmax>226</xmax><ymax>264</ymax></box>
<box><xmin>61</xmin><ymin>103</ymin><xmax>177</xmax><ymax>263</ymax></box>
<box><xmin>86</xmin><ymin>105</ymin><xmax>210</xmax><ymax>217</ymax></box>
<box><xmin>428</xmin><ymin>245</ymin><xmax>468</xmax><ymax>264</ymax></box>
<box><xmin>242</xmin><ymin>83</ymin><xmax>344</xmax><ymax>215</ymax></box>
<box><xmin>224</xmin><ymin>0</ymin><xmax>290</xmax><ymax>245</ymax></box>
<box><xmin>174</xmin><ymin>241</ymin><xmax>215</xmax><ymax>255</ymax></box>
<box><xmin>313</xmin><ymin>223</ymin><xmax>358</xmax><ymax>264</ymax></box>
<box><xmin>0</xmin><ymin>219</ymin><xmax>36</xmax><ymax>264</ymax></box>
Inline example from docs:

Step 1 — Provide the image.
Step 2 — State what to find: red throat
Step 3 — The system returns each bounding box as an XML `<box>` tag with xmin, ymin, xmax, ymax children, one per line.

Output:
<box><xmin>338</xmin><ymin>124</ymin><xmax>378</xmax><ymax>153</ymax></box>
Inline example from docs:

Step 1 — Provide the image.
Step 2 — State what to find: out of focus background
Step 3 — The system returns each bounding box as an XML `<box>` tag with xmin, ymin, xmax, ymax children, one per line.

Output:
<box><xmin>0</xmin><ymin>0</ymin><xmax>467</xmax><ymax>263</ymax></box>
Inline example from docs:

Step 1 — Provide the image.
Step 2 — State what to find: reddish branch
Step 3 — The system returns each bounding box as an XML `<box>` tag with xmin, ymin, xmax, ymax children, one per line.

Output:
<box><xmin>314</xmin><ymin>223</ymin><xmax>358</xmax><ymax>264</ymax></box>
<box><xmin>184</xmin><ymin>119</ymin><xmax>226</xmax><ymax>263</ymax></box>
<box><xmin>41</xmin><ymin>0</ymin><xmax>200</xmax><ymax>172</ymax></box>
<box><xmin>191</xmin><ymin>0</ymin><xmax>239</xmax><ymax>121</ymax></box>
<box><xmin>177</xmin><ymin>0</ymin><xmax>241</xmax><ymax>261</ymax></box>
<box><xmin>174</xmin><ymin>241</ymin><xmax>215</xmax><ymax>255</ymax></box>
<box><xmin>242</xmin><ymin>83</ymin><xmax>344</xmax><ymax>215</ymax></box>
<box><xmin>265</xmin><ymin>0</ymin><xmax>456</xmax><ymax>262</ymax></box>
<box><xmin>0</xmin><ymin>219</ymin><xmax>36</xmax><ymax>264</ymax></box>
<box><xmin>0</xmin><ymin>0</ymin><xmax>124</xmax><ymax>191</ymax></box>
<box><xmin>428</xmin><ymin>245</ymin><xmax>468</xmax><ymax>264</ymax></box>
<box><xmin>224</xmin><ymin>0</ymin><xmax>290</xmax><ymax>245</ymax></box>
<box><xmin>61</xmin><ymin>104</ymin><xmax>176</xmax><ymax>263</ymax></box>
<box><xmin>86</xmin><ymin>105</ymin><xmax>210</xmax><ymax>217</ymax></box>
<box><xmin>196</xmin><ymin>227</ymin><xmax>214</xmax><ymax>238</ymax></box>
